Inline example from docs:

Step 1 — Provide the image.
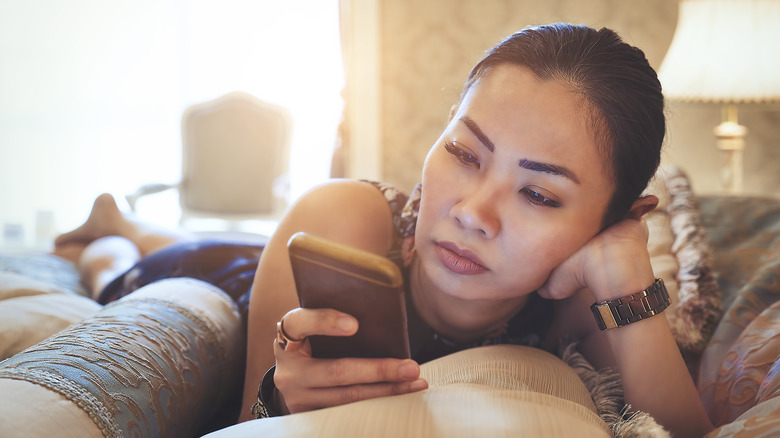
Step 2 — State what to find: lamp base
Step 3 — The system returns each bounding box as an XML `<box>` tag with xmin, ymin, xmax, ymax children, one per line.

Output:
<box><xmin>714</xmin><ymin>105</ymin><xmax>747</xmax><ymax>195</ymax></box>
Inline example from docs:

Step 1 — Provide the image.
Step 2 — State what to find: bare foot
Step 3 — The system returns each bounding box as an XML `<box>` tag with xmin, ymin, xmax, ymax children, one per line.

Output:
<box><xmin>54</xmin><ymin>194</ymin><xmax>133</xmax><ymax>249</ymax></box>
<box><xmin>53</xmin><ymin>193</ymin><xmax>192</xmax><ymax>259</ymax></box>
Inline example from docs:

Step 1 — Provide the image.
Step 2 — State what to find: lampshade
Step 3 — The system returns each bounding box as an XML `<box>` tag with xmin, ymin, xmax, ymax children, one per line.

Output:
<box><xmin>658</xmin><ymin>0</ymin><xmax>780</xmax><ymax>103</ymax></box>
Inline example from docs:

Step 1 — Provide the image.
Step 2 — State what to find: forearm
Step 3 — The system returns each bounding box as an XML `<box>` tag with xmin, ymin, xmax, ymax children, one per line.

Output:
<box><xmin>238</xmin><ymin>294</ymin><xmax>289</xmax><ymax>422</ymax></box>
<box><xmin>238</xmin><ymin>291</ymin><xmax>290</xmax><ymax>422</ymax></box>
<box><xmin>238</xmin><ymin>233</ymin><xmax>299</xmax><ymax>422</ymax></box>
<box><xmin>600</xmin><ymin>306</ymin><xmax>714</xmax><ymax>437</ymax></box>
<box><xmin>588</xmin><ymin>262</ymin><xmax>713</xmax><ymax>436</ymax></box>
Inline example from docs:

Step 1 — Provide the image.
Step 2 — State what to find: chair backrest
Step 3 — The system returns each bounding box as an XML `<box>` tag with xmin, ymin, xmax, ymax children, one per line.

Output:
<box><xmin>179</xmin><ymin>92</ymin><xmax>292</xmax><ymax>219</ymax></box>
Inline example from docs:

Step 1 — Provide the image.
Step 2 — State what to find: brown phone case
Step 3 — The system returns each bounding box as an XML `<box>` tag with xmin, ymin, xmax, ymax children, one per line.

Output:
<box><xmin>287</xmin><ymin>232</ymin><xmax>410</xmax><ymax>359</ymax></box>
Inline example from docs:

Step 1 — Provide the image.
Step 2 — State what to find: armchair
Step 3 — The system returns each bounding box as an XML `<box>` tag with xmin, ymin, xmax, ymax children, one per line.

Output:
<box><xmin>126</xmin><ymin>92</ymin><xmax>293</xmax><ymax>230</ymax></box>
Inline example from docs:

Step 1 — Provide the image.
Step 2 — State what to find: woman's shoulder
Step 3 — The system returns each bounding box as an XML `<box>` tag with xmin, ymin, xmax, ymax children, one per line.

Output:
<box><xmin>272</xmin><ymin>179</ymin><xmax>400</xmax><ymax>256</ymax></box>
<box><xmin>293</xmin><ymin>179</ymin><xmax>399</xmax><ymax>217</ymax></box>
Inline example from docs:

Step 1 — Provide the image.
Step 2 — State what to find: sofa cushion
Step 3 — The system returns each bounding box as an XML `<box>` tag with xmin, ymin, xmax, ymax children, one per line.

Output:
<box><xmin>0</xmin><ymin>278</ymin><xmax>243</xmax><ymax>438</ymax></box>
<box><xmin>204</xmin><ymin>345</ymin><xmax>612</xmax><ymax>438</ymax></box>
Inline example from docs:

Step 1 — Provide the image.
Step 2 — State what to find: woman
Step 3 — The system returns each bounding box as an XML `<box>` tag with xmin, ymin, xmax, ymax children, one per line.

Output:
<box><xmin>239</xmin><ymin>23</ymin><xmax>712</xmax><ymax>437</ymax></box>
<box><xmin>55</xmin><ymin>23</ymin><xmax>713</xmax><ymax>437</ymax></box>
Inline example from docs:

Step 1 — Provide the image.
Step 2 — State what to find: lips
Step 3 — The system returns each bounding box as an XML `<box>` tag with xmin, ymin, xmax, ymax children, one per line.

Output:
<box><xmin>434</xmin><ymin>241</ymin><xmax>489</xmax><ymax>275</ymax></box>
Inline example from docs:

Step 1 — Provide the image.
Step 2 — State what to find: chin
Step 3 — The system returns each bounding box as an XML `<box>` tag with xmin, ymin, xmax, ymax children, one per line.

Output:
<box><xmin>432</xmin><ymin>269</ymin><xmax>514</xmax><ymax>302</ymax></box>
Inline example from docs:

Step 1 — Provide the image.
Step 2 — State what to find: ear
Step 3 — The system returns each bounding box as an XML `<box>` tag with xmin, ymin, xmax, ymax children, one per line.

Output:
<box><xmin>449</xmin><ymin>104</ymin><xmax>459</xmax><ymax>122</ymax></box>
<box><xmin>625</xmin><ymin>195</ymin><xmax>659</xmax><ymax>221</ymax></box>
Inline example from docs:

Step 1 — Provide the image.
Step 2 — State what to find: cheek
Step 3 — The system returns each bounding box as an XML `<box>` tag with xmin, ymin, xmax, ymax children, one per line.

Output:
<box><xmin>537</xmin><ymin>235</ymin><xmax>582</xmax><ymax>266</ymax></box>
<box><xmin>416</xmin><ymin>185</ymin><xmax>444</xmax><ymax>237</ymax></box>
<box><xmin>421</xmin><ymin>147</ymin><xmax>450</xmax><ymax>186</ymax></box>
<box><xmin>501</xmin><ymin>217</ymin><xmax>595</xmax><ymax>275</ymax></box>
<box><xmin>420</xmin><ymin>150</ymin><xmax>457</xmax><ymax>211</ymax></box>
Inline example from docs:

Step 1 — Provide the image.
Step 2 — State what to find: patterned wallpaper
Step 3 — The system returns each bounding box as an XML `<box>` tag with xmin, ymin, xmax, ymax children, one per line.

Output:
<box><xmin>376</xmin><ymin>0</ymin><xmax>780</xmax><ymax>197</ymax></box>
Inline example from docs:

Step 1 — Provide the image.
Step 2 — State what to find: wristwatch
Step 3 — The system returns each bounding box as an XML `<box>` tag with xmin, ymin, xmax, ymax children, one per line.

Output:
<box><xmin>590</xmin><ymin>278</ymin><xmax>671</xmax><ymax>330</ymax></box>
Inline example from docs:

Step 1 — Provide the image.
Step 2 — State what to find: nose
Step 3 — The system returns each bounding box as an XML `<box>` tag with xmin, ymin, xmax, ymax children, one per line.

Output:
<box><xmin>450</xmin><ymin>184</ymin><xmax>501</xmax><ymax>238</ymax></box>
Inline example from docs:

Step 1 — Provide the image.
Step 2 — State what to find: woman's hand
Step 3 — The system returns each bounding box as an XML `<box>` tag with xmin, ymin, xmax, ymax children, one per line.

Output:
<box><xmin>537</xmin><ymin>195</ymin><xmax>659</xmax><ymax>301</ymax></box>
<box><xmin>272</xmin><ymin>307</ymin><xmax>428</xmax><ymax>414</ymax></box>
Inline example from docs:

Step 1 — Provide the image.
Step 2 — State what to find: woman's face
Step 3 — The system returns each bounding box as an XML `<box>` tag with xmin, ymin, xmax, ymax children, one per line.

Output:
<box><xmin>415</xmin><ymin>64</ymin><xmax>614</xmax><ymax>302</ymax></box>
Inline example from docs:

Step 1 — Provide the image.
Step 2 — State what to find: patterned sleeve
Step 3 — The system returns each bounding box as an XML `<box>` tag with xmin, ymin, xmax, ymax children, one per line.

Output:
<box><xmin>361</xmin><ymin>180</ymin><xmax>421</xmax><ymax>267</ymax></box>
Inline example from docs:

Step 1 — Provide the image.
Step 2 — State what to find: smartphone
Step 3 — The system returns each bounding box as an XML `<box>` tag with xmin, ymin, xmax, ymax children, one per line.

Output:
<box><xmin>287</xmin><ymin>232</ymin><xmax>410</xmax><ymax>359</ymax></box>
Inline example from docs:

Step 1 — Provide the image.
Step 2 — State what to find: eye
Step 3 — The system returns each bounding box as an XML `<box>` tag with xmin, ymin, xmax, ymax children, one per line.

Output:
<box><xmin>444</xmin><ymin>141</ymin><xmax>480</xmax><ymax>168</ymax></box>
<box><xmin>520</xmin><ymin>187</ymin><xmax>561</xmax><ymax>208</ymax></box>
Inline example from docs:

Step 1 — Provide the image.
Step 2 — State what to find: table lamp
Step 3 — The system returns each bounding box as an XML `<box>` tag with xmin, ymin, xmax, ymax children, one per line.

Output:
<box><xmin>658</xmin><ymin>0</ymin><xmax>780</xmax><ymax>194</ymax></box>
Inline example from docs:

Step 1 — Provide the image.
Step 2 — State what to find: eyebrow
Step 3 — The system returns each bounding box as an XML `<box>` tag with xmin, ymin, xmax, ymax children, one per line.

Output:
<box><xmin>460</xmin><ymin>116</ymin><xmax>495</xmax><ymax>152</ymax></box>
<box><xmin>459</xmin><ymin>116</ymin><xmax>580</xmax><ymax>185</ymax></box>
<box><xmin>518</xmin><ymin>158</ymin><xmax>581</xmax><ymax>185</ymax></box>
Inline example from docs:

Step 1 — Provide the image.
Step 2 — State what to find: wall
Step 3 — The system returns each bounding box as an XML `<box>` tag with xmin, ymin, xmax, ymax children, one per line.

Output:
<box><xmin>376</xmin><ymin>0</ymin><xmax>780</xmax><ymax>198</ymax></box>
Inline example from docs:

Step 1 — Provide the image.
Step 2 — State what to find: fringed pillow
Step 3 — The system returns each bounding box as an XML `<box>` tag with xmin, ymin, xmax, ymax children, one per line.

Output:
<box><xmin>644</xmin><ymin>166</ymin><xmax>723</xmax><ymax>370</ymax></box>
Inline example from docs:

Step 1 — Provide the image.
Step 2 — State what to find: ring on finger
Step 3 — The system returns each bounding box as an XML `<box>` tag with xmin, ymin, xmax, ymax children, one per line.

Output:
<box><xmin>276</xmin><ymin>319</ymin><xmax>306</xmax><ymax>352</ymax></box>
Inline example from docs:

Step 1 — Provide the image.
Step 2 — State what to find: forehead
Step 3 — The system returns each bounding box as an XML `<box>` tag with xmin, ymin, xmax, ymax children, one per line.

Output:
<box><xmin>457</xmin><ymin>64</ymin><xmax>613</xmax><ymax>188</ymax></box>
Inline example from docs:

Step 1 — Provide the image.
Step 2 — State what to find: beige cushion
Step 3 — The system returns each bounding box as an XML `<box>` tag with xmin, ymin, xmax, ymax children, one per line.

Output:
<box><xmin>0</xmin><ymin>272</ymin><xmax>101</xmax><ymax>361</ymax></box>
<box><xmin>204</xmin><ymin>345</ymin><xmax>611</xmax><ymax>438</ymax></box>
<box><xmin>0</xmin><ymin>379</ymin><xmax>103</xmax><ymax>438</ymax></box>
<box><xmin>0</xmin><ymin>271</ymin><xmax>75</xmax><ymax>299</ymax></box>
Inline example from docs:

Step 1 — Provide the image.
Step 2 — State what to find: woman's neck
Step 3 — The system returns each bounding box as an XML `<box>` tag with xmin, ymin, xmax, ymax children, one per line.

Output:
<box><xmin>408</xmin><ymin>256</ymin><xmax>528</xmax><ymax>345</ymax></box>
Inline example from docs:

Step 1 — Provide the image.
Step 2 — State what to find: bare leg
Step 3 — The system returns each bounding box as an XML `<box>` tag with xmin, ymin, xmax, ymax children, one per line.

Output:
<box><xmin>53</xmin><ymin>193</ymin><xmax>193</xmax><ymax>262</ymax></box>
<box><xmin>77</xmin><ymin>236</ymin><xmax>141</xmax><ymax>299</ymax></box>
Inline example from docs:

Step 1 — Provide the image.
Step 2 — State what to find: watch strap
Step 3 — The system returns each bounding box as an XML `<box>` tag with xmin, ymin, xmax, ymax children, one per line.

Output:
<box><xmin>590</xmin><ymin>278</ymin><xmax>671</xmax><ymax>330</ymax></box>
<box><xmin>251</xmin><ymin>365</ymin><xmax>281</xmax><ymax>419</ymax></box>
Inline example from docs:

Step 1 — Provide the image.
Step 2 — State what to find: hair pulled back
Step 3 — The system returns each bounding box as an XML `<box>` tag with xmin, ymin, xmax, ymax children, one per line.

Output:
<box><xmin>464</xmin><ymin>23</ymin><xmax>665</xmax><ymax>227</ymax></box>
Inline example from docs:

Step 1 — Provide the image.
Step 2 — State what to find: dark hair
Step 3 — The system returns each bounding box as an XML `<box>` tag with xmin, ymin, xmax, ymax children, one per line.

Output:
<box><xmin>463</xmin><ymin>23</ymin><xmax>665</xmax><ymax>227</ymax></box>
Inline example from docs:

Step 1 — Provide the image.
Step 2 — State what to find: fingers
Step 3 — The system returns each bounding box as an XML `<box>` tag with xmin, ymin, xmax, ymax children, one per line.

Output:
<box><xmin>274</xmin><ymin>338</ymin><xmax>422</xmax><ymax>386</ymax></box>
<box><xmin>311</xmin><ymin>357</ymin><xmax>422</xmax><ymax>388</ymax></box>
<box><xmin>275</xmin><ymin>307</ymin><xmax>356</xmax><ymax>355</ymax></box>
<box><xmin>283</xmin><ymin>378</ymin><xmax>429</xmax><ymax>413</ymax></box>
<box><xmin>273</xmin><ymin>349</ymin><xmax>428</xmax><ymax>413</ymax></box>
<box><xmin>536</xmin><ymin>266</ymin><xmax>586</xmax><ymax>300</ymax></box>
<box><xmin>276</xmin><ymin>320</ymin><xmax>306</xmax><ymax>353</ymax></box>
<box><xmin>281</xmin><ymin>307</ymin><xmax>358</xmax><ymax>341</ymax></box>
<box><xmin>536</xmin><ymin>246</ymin><xmax>590</xmax><ymax>301</ymax></box>
<box><xmin>273</xmin><ymin>307</ymin><xmax>427</xmax><ymax>414</ymax></box>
